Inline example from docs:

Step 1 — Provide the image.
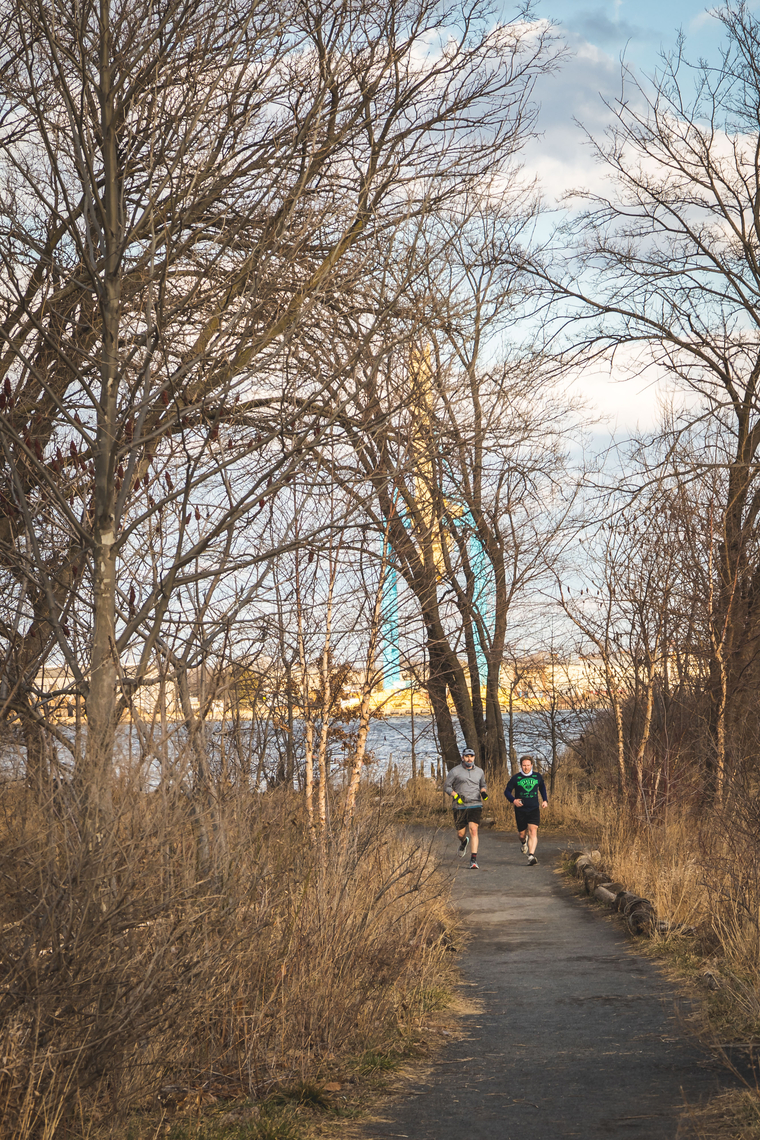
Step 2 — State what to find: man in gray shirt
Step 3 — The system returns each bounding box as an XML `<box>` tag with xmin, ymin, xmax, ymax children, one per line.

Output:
<box><xmin>443</xmin><ymin>746</ymin><xmax>488</xmax><ymax>869</ymax></box>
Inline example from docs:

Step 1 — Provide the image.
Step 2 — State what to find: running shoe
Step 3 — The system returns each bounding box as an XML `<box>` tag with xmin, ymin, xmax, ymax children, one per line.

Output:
<box><xmin>527</xmin><ymin>854</ymin><xmax>538</xmax><ymax>866</ymax></box>
<box><xmin>470</xmin><ymin>859</ymin><xmax>479</xmax><ymax>869</ymax></box>
<box><xmin>520</xmin><ymin>838</ymin><xmax>528</xmax><ymax>855</ymax></box>
<box><xmin>458</xmin><ymin>835</ymin><xmax>469</xmax><ymax>858</ymax></box>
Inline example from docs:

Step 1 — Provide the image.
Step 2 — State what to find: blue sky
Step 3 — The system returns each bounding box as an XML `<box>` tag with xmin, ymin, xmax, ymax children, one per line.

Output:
<box><xmin>518</xmin><ymin>1</ymin><xmax>735</xmax><ymax>432</ymax></box>
<box><xmin>545</xmin><ymin>0</ymin><xmax>716</xmax><ymax>65</ymax></box>
<box><xmin>525</xmin><ymin>0</ymin><xmax>731</xmax><ymax>207</ymax></box>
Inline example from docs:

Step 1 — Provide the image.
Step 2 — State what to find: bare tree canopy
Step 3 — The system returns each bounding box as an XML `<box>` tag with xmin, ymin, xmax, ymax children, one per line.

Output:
<box><xmin>534</xmin><ymin>4</ymin><xmax>760</xmax><ymax>786</ymax></box>
<box><xmin>0</xmin><ymin>0</ymin><xmax>559</xmax><ymax>811</ymax></box>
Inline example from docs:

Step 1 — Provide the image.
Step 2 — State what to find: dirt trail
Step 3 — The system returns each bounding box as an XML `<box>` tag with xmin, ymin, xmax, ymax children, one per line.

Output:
<box><xmin>366</xmin><ymin>828</ymin><xmax>731</xmax><ymax>1140</ymax></box>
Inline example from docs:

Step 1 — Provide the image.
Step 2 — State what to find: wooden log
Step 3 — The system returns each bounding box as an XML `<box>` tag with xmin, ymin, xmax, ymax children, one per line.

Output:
<box><xmin>615</xmin><ymin>891</ymin><xmax>641</xmax><ymax>914</ymax></box>
<box><xmin>601</xmin><ymin>882</ymin><xmax>625</xmax><ymax>896</ymax></box>
<box><xmin>623</xmin><ymin>895</ymin><xmax>653</xmax><ymax>918</ymax></box>
<box><xmin>594</xmin><ymin>885</ymin><xmax>618</xmax><ymax>905</ymax></box>
<box><xmin>480</xmin><ymin>816</ymin><xmax>496</xmax><ymax>829</ymax></box>
<box><xmin>584</xmin><ymin>868</ymin><xmax>612</xmax><ymax>894</ymax></box>
<box><xmin>627</xmin><ymin>906</ymin><xmax>655</xmax><ymax>935</ymax></box>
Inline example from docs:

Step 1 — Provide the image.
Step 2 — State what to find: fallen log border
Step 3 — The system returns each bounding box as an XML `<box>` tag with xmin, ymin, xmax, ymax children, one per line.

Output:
<box><xmin>566</xmin><ymin>850</ymin><xmax>695</xmax><ymax>938</ymax></box>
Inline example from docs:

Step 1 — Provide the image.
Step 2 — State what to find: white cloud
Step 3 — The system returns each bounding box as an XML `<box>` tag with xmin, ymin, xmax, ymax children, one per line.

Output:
<box><xmin>519</xmin><ymin>23</ymin><xmax>708</xmax><ymax>434</ymax></box>
<box><xmin>557</xmin><ymin>345</ymin><xmax>702</xmax><ymax>443</ymax></box>
<box><xmin>522</xmin><ymin>34</ymin><xmax>624</xmax><ymax>205</ymax></box>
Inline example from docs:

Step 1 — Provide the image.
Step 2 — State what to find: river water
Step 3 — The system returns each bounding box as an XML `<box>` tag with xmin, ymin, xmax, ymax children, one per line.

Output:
<box><xmin>0</xmin><ymin>709</ymin><xmax>588</xmax><ymax>785</ymax></box>
<box><xmin>364</xmin><ymin>710</ymin><xmax>586</xmax><ymax>779</ymax></box>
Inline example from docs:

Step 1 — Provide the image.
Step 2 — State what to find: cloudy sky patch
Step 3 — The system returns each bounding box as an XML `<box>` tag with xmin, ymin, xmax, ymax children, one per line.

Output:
<box><xmin>512</xmin><ymin>0</ymin><xmax>728</xmax><ymax>431</ymax></box>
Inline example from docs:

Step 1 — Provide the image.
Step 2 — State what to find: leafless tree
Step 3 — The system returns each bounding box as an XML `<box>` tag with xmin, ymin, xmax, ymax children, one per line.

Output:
<box><xmin>0</xmin><ymin>0</ymin><xmax>560</xmax><ymax>821</ymax></box>
<box><xmin>535</xmin><ymin>3</ymin><xmax>760</xmax><ymax>785</ymax></box>
<box><xmin>304</xmin><ymin>195</ymin><xmax>577</xmax><ymax>774</ymax></box>
<box><xmin>559</xmin><ymin>420</ymin><xmax>744</xmax><ymax>809</ymax></box>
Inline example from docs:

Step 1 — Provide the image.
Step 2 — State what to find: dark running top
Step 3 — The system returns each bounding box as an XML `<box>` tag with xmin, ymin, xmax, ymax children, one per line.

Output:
<box><xmin>504</xmin><ymin>771</ymin><xmax>548</xmax><ymax>808</ymax></box>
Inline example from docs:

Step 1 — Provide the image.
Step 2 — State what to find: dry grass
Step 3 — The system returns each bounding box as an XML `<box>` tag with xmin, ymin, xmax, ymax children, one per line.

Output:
<box><xmin>594</xmin><ymin>804</ymin><xmax>760</xmax><ymax>982</ymax></box>
<box><xmin>597</xmin><ymin>813</ymin><xmax>708</xmax><ymax>931</ymax></box>
<box><xmin>565</xmin><ymin>785</ymin><xmax>760</xmax><ymax>1140</ymax></box>
<box><xmin>0</xmin><ymin>776</ymin><xmax>459</xmax><ymax>1140</ymax></box>
<box><xmin>396</xmin><ymin>770</ymin><xmax>602</xmax><ymax>835</ymax></box>
<box><xmin>682</xmin><ymin>1088</ymin><xmax>760</xmax><ymax>1140</ymax></box>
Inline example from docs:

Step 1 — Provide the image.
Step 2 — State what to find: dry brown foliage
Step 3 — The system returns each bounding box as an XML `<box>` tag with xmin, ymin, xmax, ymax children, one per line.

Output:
<box><xmin>397</xmin><ymin>768</ymin><xmax>588</xmax><ymax>835</ymax></box>
<box><xmin>0</xmin><ymin>779</ymin><xmax>454</xmax><ymax>1139</ymax></box>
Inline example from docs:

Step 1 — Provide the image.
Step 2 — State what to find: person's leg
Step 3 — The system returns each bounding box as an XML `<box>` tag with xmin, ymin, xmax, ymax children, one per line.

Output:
<box><xmin>527</xmin><ymin>823</ymin><xmax>539</xmax><ymax>854</ymax></box>
<box><xmin>468</xmin><ymin>820</ymin><xmax>480</xmax><ymax>867</ymax></box>
<box><xmin>455</xmin><ymin>811</ymin><xmax>469</xmax><ymax>854</ymax></box>
<box><xmin>515</xmin><ymin>809</ymin><xmax>528</xmax><ymax>853</ymax></box>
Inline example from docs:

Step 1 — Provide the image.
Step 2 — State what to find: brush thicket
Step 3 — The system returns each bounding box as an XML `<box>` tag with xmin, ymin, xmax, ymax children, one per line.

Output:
<box><xmin>0</xmin><ymin>773</ymin><xmax>455</xmax><ymax>1139</ymax></box>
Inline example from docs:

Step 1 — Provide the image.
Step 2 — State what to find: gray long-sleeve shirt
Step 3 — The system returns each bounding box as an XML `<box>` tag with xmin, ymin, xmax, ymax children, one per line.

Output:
<box><xmin>444</xmin><ymin>763</ymin><xmax>487</xmax><ymax>808</ymax></box>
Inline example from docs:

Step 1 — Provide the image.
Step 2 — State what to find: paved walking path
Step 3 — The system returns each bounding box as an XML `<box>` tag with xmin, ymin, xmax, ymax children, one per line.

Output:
<box><xmin>366</xmin><ymin>828</ymin><xmax>731</xmax><ymax>1140</ymax></box>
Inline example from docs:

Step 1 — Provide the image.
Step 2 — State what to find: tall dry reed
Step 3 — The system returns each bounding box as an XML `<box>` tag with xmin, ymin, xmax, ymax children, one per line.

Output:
<box><xmin>585</xmin><ymin>784</ymin><xmax>760</xmax><ymax>1038</ymax></box>
<box><xmin>0</xmin><ymin>775</ymin><xmax>455</xmax><ymax>1139</ymax></box>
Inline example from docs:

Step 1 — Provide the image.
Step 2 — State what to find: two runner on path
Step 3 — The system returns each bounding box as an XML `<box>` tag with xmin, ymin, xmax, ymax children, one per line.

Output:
<box><xmin>445</xmin><ymin>749</ymin><xmax>548</xmax><ymax>867</ymax></box>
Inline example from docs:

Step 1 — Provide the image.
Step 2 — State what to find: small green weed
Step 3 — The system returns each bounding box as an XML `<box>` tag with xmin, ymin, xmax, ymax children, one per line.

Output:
<box><xmin>165</xmin><ymin>1107</ymin><xmax>302</xmax><ymax>1140</ymax></box>
<box><xmin>416</xmin><ymin>986</ymin><xmax>450</xmax><ymax>1012</ymax></box>
<box><xmin>266</xmin><ymin>1082</ymin><xmax>330</xmax><ymax>1109</ymax></box>
<box><xmin>246</xmin><ymin>1112</ymin><xmax>302</xmax><ymax>1140</ymax></box>
<box><xmin>355</xmin><ymin>1050</ymin><xmax>400</xmax><ymax>1075</ymax></box>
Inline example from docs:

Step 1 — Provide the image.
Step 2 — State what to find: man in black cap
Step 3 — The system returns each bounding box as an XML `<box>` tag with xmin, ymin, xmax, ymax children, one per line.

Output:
<box><xmin>443</xmin><ymin>746</ymin><xmax>488</xmax><ymax>869</ymax></box>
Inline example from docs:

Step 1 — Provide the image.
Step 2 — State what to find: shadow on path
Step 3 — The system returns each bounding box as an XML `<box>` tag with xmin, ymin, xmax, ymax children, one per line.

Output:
<box><xmin>365</xmin><ymin>828</ymin><xmax>731</xmax><ymax>1140</ymax></box>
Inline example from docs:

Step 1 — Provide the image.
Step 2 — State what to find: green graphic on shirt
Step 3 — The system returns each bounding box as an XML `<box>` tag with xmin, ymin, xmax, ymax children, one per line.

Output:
<box><xmin>516</xmin><ymin>775</ymin><xmax>539</xmax><ymax>800</ymax></box>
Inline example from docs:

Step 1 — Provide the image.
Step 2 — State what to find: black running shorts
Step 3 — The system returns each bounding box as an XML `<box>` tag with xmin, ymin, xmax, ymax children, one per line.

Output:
<box><xmin>514</xmin><ymin>805</ymin><xmax>541</xmax><ymax>831</ymax></box>
<box><xmin>453</xmin><ymin>807</ymin><xmax>482</xmax><ymax>830</ymax></box>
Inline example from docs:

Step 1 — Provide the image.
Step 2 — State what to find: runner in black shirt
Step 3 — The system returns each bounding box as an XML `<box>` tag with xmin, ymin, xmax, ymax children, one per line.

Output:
<box><xmin>504</xmin><ymin>755</ymin><xmax>548</xmax><ymax>866</ymax></box>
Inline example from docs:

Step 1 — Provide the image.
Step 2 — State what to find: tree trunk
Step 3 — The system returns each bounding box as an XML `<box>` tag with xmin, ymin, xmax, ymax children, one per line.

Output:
<box><xmin>304</xmin><ymin>720</ymin><xmax>315</xmax><ymax>839</ymax></box>
<box><xmin>426</xmin><ymin>649</ymin><xmax>460</xmax><ymax>769</ymax></box>
<box><xmin>80</xmin><ymin>12</ymin><xmax>121</xmax><ymax>827</ymax></box>
<box><xmin>634</xmin><ymin>668</ymin><xmax>656</xmax><ymax>819</ymax></box>
<box><xmin>22</xmin><ymin>716</ymin><xmax>49</xmax><ymax>796</ymax></box>
<box><xmin>549</xmin><ymin>702</ymin><xmax>558</xmax><ymax>795</ymax></box>
<box><xmin>508</xmin><ymin>684</ymin><xmax>516</xmax><ymax>769</ymax></box>
<box><xmin>175</xmin><ymin>670</ymin><xmax>223</xmax><ymax>878</ymax></box>
<box><xmin>285</xmin><ymin>659</ymin><xmax>295</xmax><ymax>786</ymax></box>
<box><xmin>344</xmin><ymin>687</ymin><xmax>372</xmax><ymax>826</ymax></box>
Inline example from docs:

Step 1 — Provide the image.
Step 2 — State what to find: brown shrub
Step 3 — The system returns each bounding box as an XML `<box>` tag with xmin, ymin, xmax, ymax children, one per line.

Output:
<box><xmin>0</xmin><ymin>776</ymin><xmax>454</xmax><ymax>1138</ymax></box>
